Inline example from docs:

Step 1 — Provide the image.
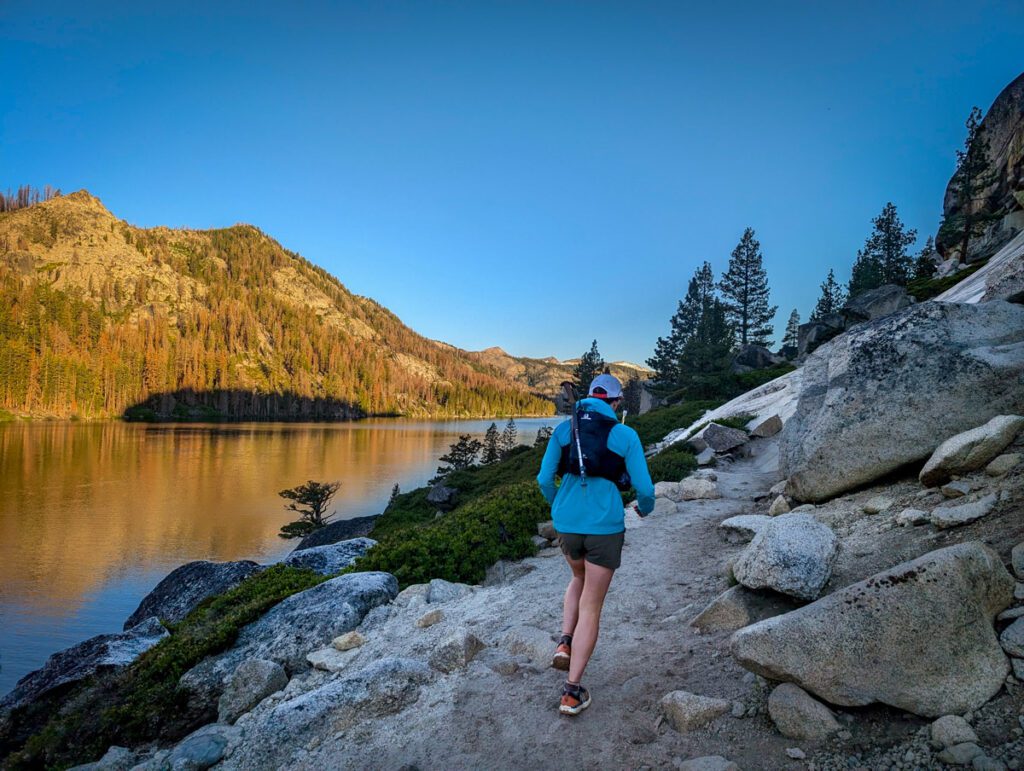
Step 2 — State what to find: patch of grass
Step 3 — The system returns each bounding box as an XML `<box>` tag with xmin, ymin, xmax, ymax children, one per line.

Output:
<box><xmin>0</xmin><ymin>408</ymin><xmax>16</xmax><ymax>422</ymax></box>
<box><xmin>8</xmin><ymin>565</ymin><xmax>326</xmax><ymax>769</ymax></box>
<box><xmin>907</xmin><ymin>260</ymin><xmax>987</xmax><ymax>301</ymax></box>
<box><xmin>351</xmin><ymin>480</ymin><xmax>549</xmax><ymax>588</ymax></box>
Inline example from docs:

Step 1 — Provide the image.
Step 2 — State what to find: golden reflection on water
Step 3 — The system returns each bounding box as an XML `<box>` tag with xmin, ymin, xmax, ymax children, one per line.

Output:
<box><xmin>0</xmin><ymin>418</ymin><xmax>558</xmax><ymax>615</ymax></box>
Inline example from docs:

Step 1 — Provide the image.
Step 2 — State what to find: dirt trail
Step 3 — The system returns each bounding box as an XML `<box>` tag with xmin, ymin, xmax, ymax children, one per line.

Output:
<box><xmin>268</xmin><ymin>440</ymin><xmax>802</xmax><ymax>770</ymax></box>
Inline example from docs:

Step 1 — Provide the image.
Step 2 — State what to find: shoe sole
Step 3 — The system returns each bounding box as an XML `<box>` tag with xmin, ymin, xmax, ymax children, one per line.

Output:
<box><xmin>552</xmin><ymin>652</ymin><xmax>570</xmax><ymax>671</ymax></box>
<box><xmin>559</xmin><ymin>693</ymin><xmax>592</xmax><ymax>716</ymax></box>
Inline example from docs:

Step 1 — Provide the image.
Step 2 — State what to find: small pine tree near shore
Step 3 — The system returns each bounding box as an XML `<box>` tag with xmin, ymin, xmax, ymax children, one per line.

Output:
<box><xmin>278</xmin><ymin>480</ymin><xmax>340</xmax><ymax>538</ymax></box>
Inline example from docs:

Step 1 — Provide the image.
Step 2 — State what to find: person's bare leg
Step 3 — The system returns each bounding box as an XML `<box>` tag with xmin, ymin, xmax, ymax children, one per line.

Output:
<box><xmin>567</xmin><ymin>560</ymin><xmax>615</xmax><ymax>684</ymax></box>
<box><xmin>561</xmin><ymin>555</ymin><xmax>587</xmax><ymax>635</ymax></box>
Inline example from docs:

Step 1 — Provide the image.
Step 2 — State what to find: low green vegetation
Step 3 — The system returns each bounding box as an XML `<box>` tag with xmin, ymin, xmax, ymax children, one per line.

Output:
<box><xmin>7</xmin><ymin>565</ymin><xmax>326</xmax><ymax>769</ymax></box>
<box><xmin>350</xmin><ymin>480</ymin><xmax>549</xmax><ymax>588</ymax></box>
<box><xmin>734</xmin><ymin>363</ymin><xmax>796</xmax><ymax>392</ymax></box>
<box><xmin>374</xmin><ymin>443</ymin><xmax>548</xmax><ymax>537</ymax></box>
<box><xmin>0</xmin><ymin>407</ymin><xmax>15</xmax><ymax>422</ymax></box>
<box><xmin>906</xmin><ymin>260</ymin><xmax>986</xmax><ymax>301</ymax></box>
<box><xmin>646</xmin><ymin>442</ymin><xmax>697</xmax><ymax>483</ymax></box>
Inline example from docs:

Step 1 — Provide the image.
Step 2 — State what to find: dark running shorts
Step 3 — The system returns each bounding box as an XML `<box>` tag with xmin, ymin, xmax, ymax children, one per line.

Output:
<box><xmin>557</xmin><ymin>531</ymin><xmax>625</xmax><ymax>571</ymax></box>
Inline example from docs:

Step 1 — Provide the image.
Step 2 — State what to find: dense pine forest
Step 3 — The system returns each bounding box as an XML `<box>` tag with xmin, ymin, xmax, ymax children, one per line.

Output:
<box><xmin>0</xmin><ymin>190</ymin><xmax>554</xmax><ymax>420</ymax></box>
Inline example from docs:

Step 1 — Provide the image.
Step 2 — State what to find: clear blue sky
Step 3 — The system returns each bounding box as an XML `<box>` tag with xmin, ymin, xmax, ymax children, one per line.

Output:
<box><xmin>2</xmin><ymin>2</ymin><xmax>1022</xmax><ymax>363</ymax></box>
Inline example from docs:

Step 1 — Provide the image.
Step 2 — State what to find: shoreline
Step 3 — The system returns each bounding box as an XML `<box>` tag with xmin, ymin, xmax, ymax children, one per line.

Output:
<box><xmin>0</xmin><ymin>410</ymin><xmax>560</xmax><ymax>424</ymax></box>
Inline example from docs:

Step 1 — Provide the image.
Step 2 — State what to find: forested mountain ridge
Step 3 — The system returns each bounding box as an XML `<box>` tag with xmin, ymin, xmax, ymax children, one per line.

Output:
<box><xmin>0</xmin><ymin>191</ymin><xmax>555</xmax><ymax>419</ymax></box>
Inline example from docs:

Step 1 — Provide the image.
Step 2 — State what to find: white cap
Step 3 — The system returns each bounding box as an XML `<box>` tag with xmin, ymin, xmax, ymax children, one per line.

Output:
<box><xmin>588</xmin><ymin>374</ymin><xmax>623</xmax><ymax>398</ymax></box>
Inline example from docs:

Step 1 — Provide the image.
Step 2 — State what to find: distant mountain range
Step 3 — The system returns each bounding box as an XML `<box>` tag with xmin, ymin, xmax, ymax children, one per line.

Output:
<box><xmin>459</xmin><ymin>346</ymin><xmax>650</xmax><ymax>395</ymax></box>
<box><xmin>0</xmin><ymin>191</ymin><xmax>607</xmax><ymax>419</ymax></box>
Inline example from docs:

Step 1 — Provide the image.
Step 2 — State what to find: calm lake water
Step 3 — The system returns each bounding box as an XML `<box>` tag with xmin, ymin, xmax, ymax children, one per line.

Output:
<box><xmin>0</xmin><ymin>417</ymin><xmax>562</xmax><ymax>697</ymax></box>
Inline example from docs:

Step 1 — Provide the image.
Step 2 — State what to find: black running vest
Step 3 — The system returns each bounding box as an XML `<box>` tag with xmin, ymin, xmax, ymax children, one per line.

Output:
<box><xmin>557</xmin><ymin>408</ymin><xmax>632</xmax><ymax>491</ymax></box>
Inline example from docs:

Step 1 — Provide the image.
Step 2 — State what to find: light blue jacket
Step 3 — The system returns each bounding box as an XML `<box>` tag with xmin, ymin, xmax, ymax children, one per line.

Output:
<box><xmin>536</xmin><ymin>397</ymin><xmax>656</xmax><ymax>535</ymax></box>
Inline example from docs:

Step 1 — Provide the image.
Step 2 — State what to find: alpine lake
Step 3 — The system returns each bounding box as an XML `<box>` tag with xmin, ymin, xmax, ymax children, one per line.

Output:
<box><xmin>0</xmin><ymin>416</ymin><xmax>562</xmax><ymax>696</ymax></box>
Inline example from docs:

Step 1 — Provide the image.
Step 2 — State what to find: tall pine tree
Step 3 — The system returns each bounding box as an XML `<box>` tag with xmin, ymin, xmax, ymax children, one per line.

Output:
<box><xmin>848</xmin><ymin>249</ymin><xmax>884</xmax><ymax>298</ymax></box>
<box><xmin>849</xmin><ymin>203</ymin><xmax>917</xmax><ymax>297</ymax></box>
<box><xmin>871</xmin><ymin>202</ymin><xmax>917</xmax><ymax>285</ymax></box>
<box><xmin>782</xmin><ymin>309</ymin><xmax>800</xmax><ymax>349</ymax></box>
<box><xmin>499</xmin><ymin>417</ymin><xmax>517</xmax><ymax>458</ymax></box>
<box><xmin>811</xmin><ymin>269</ymin><xmax>846</xmax><ymax>320</ymax></box>
<box><xmin>678</xmin><ymin>298</ymin><xmax>734</xmax><ymax>398</ymax></box>
<box><xmin>622</xmin><ymin>377</ymin><xmax>642</xmax><ymax>416</ymax></box>
<box><xmin>647</xmin><ymin>262</ymin><xmax>715</xmax><ymax>383</ymax></box>
<box><xmin>912</xmin><ymin>236</ymin><xmax>937</xmax><ymax>281</ymax></box>
<box><xmin>718</xmin><ymin>228</ymin><xmax>776</xmax><ymax>347</ymax></box>
<box><xmin>434</xmin><ymin>434</ymin><xmax>482</xmax><ymax>480</ymax></box>
<box><xmin>573</xmin><ymin>340</ymin><xmax>605</xmax><ymax>396</ymax></box>
<box><xmin>938</xmin><ymin>106</ymin><xmax>1001</xmax><ymax>263</ymax></box>
<box><xmin>481</xmin><ymin>422</ymin><xmax>501</xmax><ymax>465</ymax></box>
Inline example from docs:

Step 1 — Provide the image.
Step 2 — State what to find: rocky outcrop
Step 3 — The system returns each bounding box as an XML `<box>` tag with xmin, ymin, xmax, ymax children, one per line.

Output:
<box><xmin>659</xmin><ymin>368</ymin><xmax>804</xmax><ymax>452</ymax></box>
<box><xmin>797</xmin><ymin>286</ymin><xmax>914</xmax><ymax>358</ymax></box>
<box><xmin>0</xmin><ymin>618</ymin><xmax>168</xmax><ymax>716</ymax></box>
<box><xmin>841</xmin><ymin>284</ymin><xmax>913</xmax><ymax>325</ymax></box>
<box><xmin>919</xmin><ymin>414</ymin><xmax>1024</xmax><ymax>486</ymax></box>
<box><xmin>731</xmin><ymin>542</ymin><xmax>1014</xmax><ymax>717</ymax></box>
<box><xmin>937</xmin><ymin>230</ymin><xmax>1024</xmax><ymax>304</ymax></box>
<box><xmin>293</xmin><ymin>515</ymin><xmax>378</xmax><ymax>551</ymax></box>
<box><xmin>731</xmin><ymin>345</ymin><xmax>783</xmax><ymax>372</ymax></box>
<box><xmin>797</xmin><ymin>314</ymin><xmax>846</xmax><ymax>358</ymax></box>
<box><xmin>732</xmin><ymin>514</ymin><xmax>838</xmax><ymax>600</ymax></box>
<box><xmin>281</xmin><ymin>538</ymin><xmax>376</xmax><ymax>575</ymax></box>
<box><xmin>124</xmin><ymin>560</ymin><xmax>263</xmax><ymax>630</ymax></box>
<box><xmin>938</xmin><ymin>71</ymin><xmax>1024</xmax><ymax>263</ymax></box>
<box><xmin>178</xmin><ymin>572</ymin><xmax>397</xmax><ymax>713</ymax></box>
<box><xmin>782</xmin><ymin>301</ymin><xmax>1024</xmax><ymax>502</ymax></box>
<box><xmin>223</xmin><ymin>658</ymin><xmax>432</xmax><ymax>769</ymax></box>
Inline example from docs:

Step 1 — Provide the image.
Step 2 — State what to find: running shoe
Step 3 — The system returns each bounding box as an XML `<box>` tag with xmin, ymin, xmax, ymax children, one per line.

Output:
<box><xmin>551</xmin><ymin>642</ymin><xmax>571</xmax><ymax>671</ymax></box>
<box><xmin>559</xmin><ymin>684</ymin><xmax>591</xmax><ymax>716</ymax></box>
